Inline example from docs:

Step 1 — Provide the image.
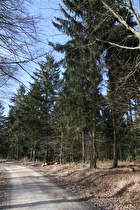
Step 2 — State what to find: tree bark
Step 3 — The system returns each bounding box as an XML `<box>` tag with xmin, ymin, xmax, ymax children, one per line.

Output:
<box><xmin>60</xmin><ymin>131</ymin><xmax>63</xmax><ymax>164</ymax></box>
<box><xmin>89</xmin><ymin>48</ymin><xmax>97</xmax><ymax>169</ymax></box>
<box><xmin>32</xmin><ymin>150</ymin><xmax>36</xmax><ymax>162</ymax></box>
<box><xmin>108</xmin><ymin>67</ymin><xmax>118</xmax><ymax>168</ymax></box>
<box><xmin>90</xmin><ymin>88</ymin><xmax>97</xmax><ymax>169</ymax></box>
<box><xmin>82</xmin><ymin>132</ymin><xmax>85</xmax><ymax>163</ymax></box>
<box><xmin>111</xmin><ymin>100</ymin><xmax>118</xmax><ymax>168</ymax></box>
<box><xmin>17</xmin><ymin>144</ymin><xmax>19</xmax><ymax>161</ymax></box>
<box><xmin>43</xmin><ymin>150</ymin><xmax>48</xmax><ymax>162</ymax></box>
<box><xmin>30</xmin><ymin>149</ymin><xmax>32</xmax><ymax>162</ymax></box>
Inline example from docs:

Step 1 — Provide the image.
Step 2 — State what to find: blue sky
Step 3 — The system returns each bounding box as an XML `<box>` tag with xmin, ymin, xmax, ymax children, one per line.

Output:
<box><xmin>1</xmin><ymin>0</ymin><xmax>140</xmax><ymax>116</ymax></box>
<box><xmin>1</xmin><ymin>0</ymin><xmax>67</xmax><ymax>116</ymax></box>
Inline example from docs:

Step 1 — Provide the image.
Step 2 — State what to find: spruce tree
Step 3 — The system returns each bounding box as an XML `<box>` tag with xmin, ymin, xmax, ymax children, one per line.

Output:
<box><xmin>26</xmin><ymin>54</ymin><xmax>60</xmax><ymax>161</ymax></box>
<box><xmin>49</xmin><ymin>0</ymin><xmax>106</xmax><ymax>168</ymax></box>
<box><xmin>4</xmin><ymin>85</ymin><xmax>27</xmax><ymax>159</ymax></box>
<box><xmin>105</xmin><ymin>24</ymin><xmax>139</xmax><ymax>167</ymax></box>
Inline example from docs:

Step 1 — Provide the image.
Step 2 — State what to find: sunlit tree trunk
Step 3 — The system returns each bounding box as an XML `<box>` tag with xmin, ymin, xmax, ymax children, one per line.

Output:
<box><xmin>32</xmin><ymin>150</ymin><xmax>36</xmax><ymax>162</ymax></box>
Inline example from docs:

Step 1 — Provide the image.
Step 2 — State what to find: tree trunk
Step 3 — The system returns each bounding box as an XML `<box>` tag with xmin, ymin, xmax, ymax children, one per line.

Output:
<box><xmin>90</xmin><ymin>91</ymin><xmax>97</xmax><ymax>169</ymax></box>
<box><xmin>108</xmin><ymin>68</ymin><xmax>118</xmax><ymax>168</ymax></box>
<box><xmin>17</xmin><ymin>144</ymin><xmax>19</xmax><ymax>161</ymax></box>
<box><xmin>71</xmin><ymin>140</ymin><xmax>74</xmax><ymax>162</ymax></box>
<box><xmin>129</xmin><ymin>103</ymin><xmax>133</xmax><ymax>124</ymax></box>
<box><xmin>30</xmin><ymin>149</ymin><xmax>33</xmax><ymax>161</ymax></box>
<box><xmin>111</xmin><ymin>99</ymin><xmax>118</xmax><ymax>168</ymax></box>
<box><xmin>43</xmin><ymin>150</ymin><xmax>48</xmax><ymax>162</ymax></box>
<box><xmin>32</xmin><ymin>150</ymin><xmax>36</xmax><ymax>162</ymax></box>
<box><xmin>89</xmin><ymin>48</ymin><xmax>97</xmax><ymax>169</ymax></box>
<box><xmin>82</xmin><ymin>132</ymin><xmax>85</xmax><ymax>163</ymax></box>
<box><xmin>60</xmin><ymin>131</ymin><xmax>63</xmax><ymax>164</ymax></box>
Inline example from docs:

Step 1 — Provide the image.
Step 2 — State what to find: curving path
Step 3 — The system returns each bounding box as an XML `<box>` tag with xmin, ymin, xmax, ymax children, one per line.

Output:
<box><xmin>0</xmin><ymin>163</ymin><xmax>96</xmax><ymax>210</ymax></box>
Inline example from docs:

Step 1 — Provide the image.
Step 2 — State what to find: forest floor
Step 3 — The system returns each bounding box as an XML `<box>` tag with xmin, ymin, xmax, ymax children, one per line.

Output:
<box><xmin>29</xmin><ymin>160</ymin><xmax>140</xmax><ymax>210</ymax></box>
<box><xmin>0</xmin><ymin>168</ymin><xmax>5</xmax><ymax>203</ymax></box>
<box><xmin>1</xmin><ymin>160</ymin><xmax>140</xmax><ymax>209</ymax></box>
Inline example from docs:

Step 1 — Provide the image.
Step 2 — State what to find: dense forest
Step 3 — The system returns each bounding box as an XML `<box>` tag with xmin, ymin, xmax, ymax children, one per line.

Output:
<box><xmin>0</xmin><ymin>0</ymin><xmax>140</xmax><ymax>168</ymax></box>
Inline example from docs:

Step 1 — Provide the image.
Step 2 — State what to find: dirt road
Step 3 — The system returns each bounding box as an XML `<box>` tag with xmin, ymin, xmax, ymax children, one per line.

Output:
<box><xmin>0</xmin><ymin>163</ymin><xmax>95</xmax><ymax>210</ymax></box>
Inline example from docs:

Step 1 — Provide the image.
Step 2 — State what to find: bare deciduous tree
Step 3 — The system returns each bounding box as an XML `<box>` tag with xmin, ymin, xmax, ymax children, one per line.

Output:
<box><xmin>0</xmin><ymin>0</ymin><xmax>39</xmax><ymax>86</ymax></box>
<box><xmin>101</xmin><ymin>0</ymin><xmax>140</xmax><ymax>102</ymax></box>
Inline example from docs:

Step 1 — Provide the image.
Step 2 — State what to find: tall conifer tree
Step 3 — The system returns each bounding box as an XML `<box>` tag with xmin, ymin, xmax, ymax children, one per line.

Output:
<box><xmin>49</xmin><ymin>0</ymin><xmax>115</xmax><ymax>168</ymax></box>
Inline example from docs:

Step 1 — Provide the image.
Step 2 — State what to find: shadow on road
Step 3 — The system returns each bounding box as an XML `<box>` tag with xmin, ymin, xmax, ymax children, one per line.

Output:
<box><xmin>1</xmin><ymin>196</ymin><xmax>94</xmax><ymax>209</ymax></box>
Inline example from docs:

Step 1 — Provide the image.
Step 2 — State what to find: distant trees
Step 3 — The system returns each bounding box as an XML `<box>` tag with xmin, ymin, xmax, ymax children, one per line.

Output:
<box><xmin>0</xmin><ymin>101</ymin><xmax>6</xmax><ymax>158</ymax></box>
<box><xmin>4</xmin><ymin>85</ymin><xmax>27</xmax><ymax>160</ymax></box>
<box><xmin>2</xmin><ymin>0</ymin><xmax>140</xmax><ymax>167</ymax></box>
<box><xmin>4</xmin><ymin>55</ymin><xmax>60</xmax><ymax>161</ymax></box>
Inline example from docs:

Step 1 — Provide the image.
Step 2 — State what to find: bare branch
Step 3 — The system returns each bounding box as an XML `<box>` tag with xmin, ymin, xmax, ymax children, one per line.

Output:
<box><xmin>96</xmin><ymin>38</ymin><xmax>140</xmax><ymax>50</ymax></box>
<box><xmin>0</xmin><ymin>0</ymin><xmax>42</xmax><ymax>88</ymax></box>
<box><xmin>101</xmin><ymin>0</ymin><xmax>140</xmax><ymax>49</ymax></box>
<box><xmin>127</xmin><ymin>0</ymin><xmax>140</xmax><ymax>28</ymax></box>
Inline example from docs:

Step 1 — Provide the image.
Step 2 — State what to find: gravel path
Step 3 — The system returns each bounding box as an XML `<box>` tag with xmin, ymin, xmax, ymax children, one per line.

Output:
<box><xmin>0</xmin><ymin>163</ymin><xmax>95</xmax><ymax>210</ymax></box>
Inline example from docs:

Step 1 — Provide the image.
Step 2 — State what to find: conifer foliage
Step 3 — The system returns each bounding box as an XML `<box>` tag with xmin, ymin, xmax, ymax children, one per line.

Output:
<box><xmin>1</xmin><ymin>0</ymin><xmax>140</xmax><ymax>167</ymax></box>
